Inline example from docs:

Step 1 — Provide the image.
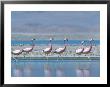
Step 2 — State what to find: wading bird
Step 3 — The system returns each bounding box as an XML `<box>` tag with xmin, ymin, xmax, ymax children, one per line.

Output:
<box><xmin>54</xmin><ymin>38</ymin><xmax>68</xmax><ymax>59</ymax></box>
<box><xmin>75</xmin><ymin>41</ymin><xmax>85</xmax><ymax>55</ymax></box>
<box><xmin>22</xmin><ymin>39</ymin><xmax>36</xmax><ymax>57</ymax></box>
<box><xmin>42</xmin><ymin>38</ymin><xmax>53</xmax><ymax>60</ymax></box>
<box><xmin>11</xmin><ymin>44</ymin><xmax>23</xmax><ymax>60</ymax></box>
<box><xmin>82</xmin><ymin>38</ymin><xmax>94</xmax><ymax>57</ymax></box>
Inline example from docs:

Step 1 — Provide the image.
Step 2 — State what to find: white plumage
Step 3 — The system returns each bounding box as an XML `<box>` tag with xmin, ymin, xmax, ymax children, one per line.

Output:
<box><xmin>22</xmin><ymin>39</ymin><xmax>35</xmax><ymax>53</ymax></box>
<box><xmin>42</xmin><ymin>38</ymin><xmax>53</xmax><ymax>58</ymax></box>
<box><xmin>55</xmin><ymin>48</ymin><xmax>64</xmax><ymax>53</ymax></box>
<box><xmin>82</xmin><ymin>38</ymin><xmax>94</xmax><ymax>54</ymax></box>
<box><xmin>54</xmin><ymin>38</ymin><xmax>68</xmax><ymax>56</ymax></box>
<box><xmin>12</xmin><ymin>50</ymin><xmax>22</xmax><ymax>54</ymax></box>
<box><xmin>75</xmin><ymin>41</ymin><xmax>84</xmax><ymax>54</ymax></box>
<box><xmin>76</xmin><ymin>48</ymin><xmax>83</xmax><ymax>53</ymax></box>
<box><xmin>23</xmin><ymin>48</ymin><xmax>32</xmax><ymax>51</ymax></box>
<box><xmin>83</xmin><ymin>47</ymin><xmax>91</xmax><ymax>53</ymax></box>
<box><xmin>43</xmin><ymin>48</ymin><xmax>51</xmax><ymax>52</ymax></box>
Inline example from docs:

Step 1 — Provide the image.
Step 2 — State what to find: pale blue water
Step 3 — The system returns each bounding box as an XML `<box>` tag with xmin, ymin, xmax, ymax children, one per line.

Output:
<box><xmin>11</xmin><ymin>40</ymin><xmax>99</xmax><ymax>46</ymax></box>
<box><xmin>11</xmin><ymin>59</ymin><xmax>100</xmax><ymax>77</ymax></box>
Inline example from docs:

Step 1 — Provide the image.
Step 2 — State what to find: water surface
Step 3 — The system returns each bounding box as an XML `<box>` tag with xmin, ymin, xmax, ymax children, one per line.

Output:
<box><xmin>11</xmin><ymin>59</ymin><xmax>100</xmax><ymax>77</ymax></box>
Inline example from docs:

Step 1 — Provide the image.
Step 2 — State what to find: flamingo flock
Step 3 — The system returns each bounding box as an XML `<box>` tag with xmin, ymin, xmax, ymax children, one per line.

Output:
<box><xmin>75</xmin><ymin>38</ymin><xmax>95</xmax><ymax>57</ymax></box>
<box><xmin>11</xmin><ymin>38</ymin><xmax>96</xmax><ymax>60</ymax></box>
<box><xmin>42</xmin><ymin>38</ymin><xmax>53</xmax><ymax>60</ymax></box>
<box><xmin>22</xmin><ymin>39</ymin><xmax>36</xmax><ymax>57</ymax></box>
<box><xmin>12</xmin><ymin>38</ymin><xmax>36</xmax><ymax>59</ymax></box>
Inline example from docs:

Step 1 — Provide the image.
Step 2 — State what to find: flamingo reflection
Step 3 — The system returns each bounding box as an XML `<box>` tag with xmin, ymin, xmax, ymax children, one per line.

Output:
<box><xmin>56</xmin><ymin>63</ymin><xmax>64</xmax><ymax>77</ymax></box>
<box><xmin>23</xmin><ymin>63</ymin><xmax>33</xmax><ymax>76</ymax></box>
<box><xmin>76</xmin><ymin>62</ymin><xmax>90</xmax><ymax>77</ymax></box>
<box><xmin>44</xmin><ymin>63</ymin><xmax>52</xmax><ymax>77</ymax></box>
<box><xmin>13</xmin><ymin>67</ymin><xmax>23</xmax><ymax>77</ymax></box>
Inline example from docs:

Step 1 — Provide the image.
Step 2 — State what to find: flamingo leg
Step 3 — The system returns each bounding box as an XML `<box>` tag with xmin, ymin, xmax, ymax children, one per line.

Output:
<box><xmin>59</xmin><ymin>54</ymin><xmax>63</xmax><ymax>61</ymax></box>
<box><xmin>46</xmin><ymin>54</ymin><xmax>48</xmax><ymax>61</ymax></box>
<box><xmin>61</xmin><ymin>53</ymin><xmax>63</xmax><ymax>61</ymax></box>
<box><xmin>24</xmin><ymin>54</ymin><xmax>25</xmax><ymax>58</ymax></box>
<box><xmin>12</xmin><ymin>55</ymin><xmax>17</xmax><ymax>61</ymax></box>
<box><xmin>57</xmin><ymin>54</ymin><xmax>59</xmax><ymax>61</ymax></box>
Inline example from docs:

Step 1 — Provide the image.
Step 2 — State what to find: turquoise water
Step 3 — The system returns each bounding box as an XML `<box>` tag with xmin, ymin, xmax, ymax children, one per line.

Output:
<box><xmin>11</xmin><ymin>40</ymin><xmax>99</xmax><ymax>46</ymax></box>
<box><xmin>11</xmin><ymin>59</ymin><xmax>100</xmax><ymax>77</ymax></box>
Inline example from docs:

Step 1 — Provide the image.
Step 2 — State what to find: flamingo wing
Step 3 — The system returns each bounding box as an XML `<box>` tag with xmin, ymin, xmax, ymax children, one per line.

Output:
<box><xmin>23</xmin><ymin>48</ymin><xmax>32</xmax><ymax>51</ymax></box>
<box><xmin>55</xmin><ymin>48</ymin><xmax>64</xmax><ymax>53</ymax></box>
<box><xmin>12</xmin><ymin>50</ymin><xmax>22</xmax><ymax>54</ymax></box>
<box><xmin>76</xmin><ymin>48</ymin><xmax>84</xmax><ymax>53</ymax></box>
<box><xmin>83</xmin><ymin>47</ymin><xmax>90</xmax><ymax>53</ymax></box>
<box><xmin>43</xmin><ymin>48</ymin><xmax>50</xmax><ymax>52</ymax></box>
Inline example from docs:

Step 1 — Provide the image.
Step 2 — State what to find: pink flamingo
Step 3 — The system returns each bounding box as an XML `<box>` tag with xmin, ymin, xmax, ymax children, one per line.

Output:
<box><xmin>22</xmin><ymin>38</ymin><xmax>35</xmax><ymax>57</ymax></box>
<box><xmin>75</xmin><ymin>41</ymin><xmax>85</xmax><ymax>55</ymax></box>
<box><xmin>54</xmin><ymin>38</ymin><xmax>68</xmax><ymax>59</ymax></box>
<box><xmin>11</xmin><ymin>44</ymin><xmax>23</xmax><ymax>60</ymax></box>
<box><xmin>12</xmin><ymin>49</ymin><xmax>23</xmax><ymax>55</ymax></box>
<box><xmin>42</xmin><ymin>38</ymin><xmax>53</xmax><ymax>60</ymax></box>
<box><xmin>82</xmin><ymin>38</ymin><xmax>94</xmax><ymax>54</ymax></box>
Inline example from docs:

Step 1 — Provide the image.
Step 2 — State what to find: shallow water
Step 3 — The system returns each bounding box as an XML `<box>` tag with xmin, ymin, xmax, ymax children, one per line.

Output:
<box><xmin>11</xmin><ymin>59</ymin><xmax>100</xmax><ymax>77</ymax></box>
<box><xmin>11</xmin><ymin>40</ymin><xmax>100</xmax><ymax>46</ymax></box>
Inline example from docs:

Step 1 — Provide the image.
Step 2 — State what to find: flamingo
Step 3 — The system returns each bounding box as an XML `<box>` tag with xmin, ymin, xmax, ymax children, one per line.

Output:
<box><xmin>11</xmin><ymin>44</ymin><xmax>23</xmax><ymax>60</ymax></box>
<box><xmin>42</xmin><ymin>38</ymin><xmax>53</xmax><ymax>60</ymax></box>
<box><xmin>82</xmin><ymin>38</ymin><xmax>95</xmax><ymax>58</ymax></box>
<box><xmin>22</xmin><ymin>38</ymin><xmax>36</xmax><ymax>57</ymax></box>
<box><xmin>75</xmin><ymin>41</ymin><xmax>85</xmax><ymax>55</ymax></box>
<box><xmin>82</xmin><ymin>38</ymin><xmax>94</xmax><ymax>54</ymax></box>
<box><xmin>12</xmin><ymin>49</ymin><xmax>23</xmax><ymax>55</ymax></box>
<box><xmin>54</xmin><ymin>38</ymin><xmax>68</xmax><ymax>59</ymax></box>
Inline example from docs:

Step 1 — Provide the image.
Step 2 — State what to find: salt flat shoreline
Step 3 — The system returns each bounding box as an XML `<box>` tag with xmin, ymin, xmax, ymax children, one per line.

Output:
<box><xmin>11</xmin><ymin>45</ymin><xmax>100</xmax><ymax>59</ymax></box>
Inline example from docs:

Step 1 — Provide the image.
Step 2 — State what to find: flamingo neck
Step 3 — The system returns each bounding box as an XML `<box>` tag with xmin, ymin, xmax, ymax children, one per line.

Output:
<box><xmin>81</xmin><ymin>44</ymin><xmax>84</xmax><ymax>48</ymax></box>
<box><xmin>64</xmin><ymin>40</ymin><xmax>67</xmax><ymax>50</ymax></box>
<box><xmin>31</xmin><ymin>40</ymin><xmax>35</xmax><ymax>49</ymax></box>
<box><xmin>88</xmin><ymin>41</ymin><xmax>92</xmax><ymax>50</ymax></box>
<box><xmin>49</xmin><ymin>40</ymin><xmax>52</xmax><ymax>48</ymax></box>
<box><xmin>64</xmin><ymin>46</ymin><xmax>66</xmax><ymax>50</ymax></box>
<box><xmin>90</xmin><ymin>41</ymin><xmax>93</xmax><ymax>47</ymax></box>
<box><xmin>64</xmin><ymin>44</ymin><xmax>67</xmax><ymax>50</ymax></box>
<box><xmin>49</xmin><ymin>44</ymin><xmax>52</xmax><ymax>49</ymax></box>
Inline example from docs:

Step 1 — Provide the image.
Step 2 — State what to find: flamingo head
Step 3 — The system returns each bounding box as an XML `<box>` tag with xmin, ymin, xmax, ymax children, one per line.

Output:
<box><xmin>89</xmin><ymin>38</ymin><xmax>96</xmax><ymax>46</ymax></box>
<box><xmin>64</xmin><ymin>37</ymin><xmax>68</xmax><ymax>42</ymax></box>
<box><xmin>31</xmin><ymin>38</ymin><xmax>36</xmax><ymax>41</ymax></box>
<box><xmin>81</xmin><ymin>41</ymin><xmax>85</xmax><ymax>45</ymax></box>
<box><xmin>19</xmin><ymin>44</ymin><xmax>23</xmax><ymax>46</ymax></box>
<box><xmin>89</xmin><ymin>38</ymin><xmax>94</xmax><ymax>42</ymax></box>
<box><xmin>31</xmin><ymin>38</ymin><xmax>36</xmax><ymax>46</ymax></box>
<box><xmin>49</xmin><ymin>37</ymin><xmax>54</xmax><ymax>41</ymax></box>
